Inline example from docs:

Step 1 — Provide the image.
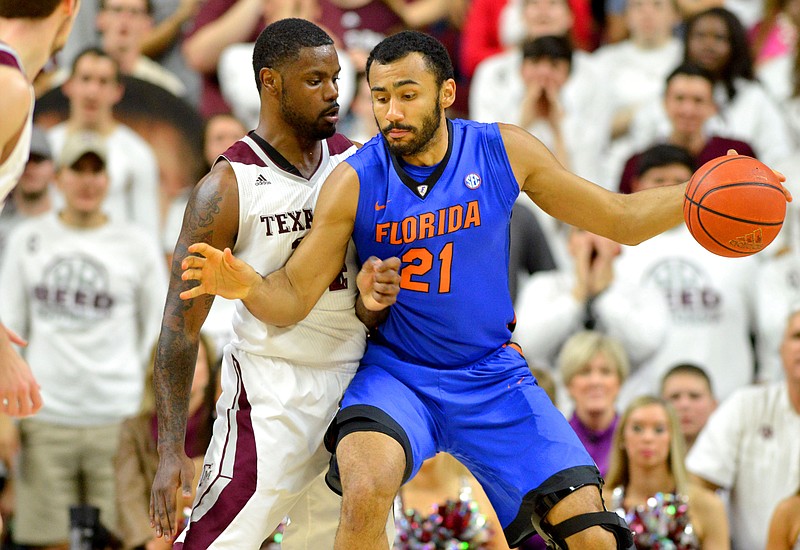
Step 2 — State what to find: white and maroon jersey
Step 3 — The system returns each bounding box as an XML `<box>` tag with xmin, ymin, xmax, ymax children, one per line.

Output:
<box><xmin>223</xmin><ymin>132</ymin><xmax>366</xmax><ymax>369</ymax></box>
<box><xmin>0</xmin><ymin>43</ymin><xmax>34</xmax><ymax>205</ymax></box>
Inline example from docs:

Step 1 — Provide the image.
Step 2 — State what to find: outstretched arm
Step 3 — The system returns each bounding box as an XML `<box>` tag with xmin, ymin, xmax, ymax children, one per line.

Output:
<box><xmin>150</xmin><ymin>162</ymin><xmax>239</xmax><ymax>541</ymax></box>
<box><xmin>501</xmin><ymin>124</ymin><xmax>685</xmax><ymax>245</ymax></box>
<box><xmin>181</xmin><ymin>162</ymin><xmax>382</xmax><ymax>325</ymax></box>
<box><xmin>503</xmin><ymin>125</ymin><xmax>791</xmax><ymax>245</ymax></box>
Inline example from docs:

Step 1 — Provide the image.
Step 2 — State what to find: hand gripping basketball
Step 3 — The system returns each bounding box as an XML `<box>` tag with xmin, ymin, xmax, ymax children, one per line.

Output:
<box><xmin>684</xmin><ymin>154</ymin><xmax>791</xmax><ymax>257</ymax></box>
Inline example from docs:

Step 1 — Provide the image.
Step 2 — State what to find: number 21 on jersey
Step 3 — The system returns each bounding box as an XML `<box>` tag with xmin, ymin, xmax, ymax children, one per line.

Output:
<box><xmin>400</xmin><ymin>241</ymin><xmax>453</xmax><ymax>293</ymax></box>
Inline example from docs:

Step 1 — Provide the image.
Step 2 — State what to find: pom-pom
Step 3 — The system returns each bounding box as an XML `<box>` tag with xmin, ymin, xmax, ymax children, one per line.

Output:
<box><xmin>616</xmin><ymin>492</ymin><xmax>699</xmax><ymax>550</ymax></box>
<box><xmin>394</xmin><ymin>497</ymin><xmax>492</xmax><ymax>549</ymax></box>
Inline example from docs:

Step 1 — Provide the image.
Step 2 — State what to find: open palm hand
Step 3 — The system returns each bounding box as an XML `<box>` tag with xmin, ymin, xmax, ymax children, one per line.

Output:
<box><xmin>180</xmin><ymin>243</ymin><xmax>261</xmax><ymax>301</ymax></box>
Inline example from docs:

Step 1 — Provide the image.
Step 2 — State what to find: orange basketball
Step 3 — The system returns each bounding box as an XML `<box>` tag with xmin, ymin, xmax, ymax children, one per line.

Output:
<box><xmin>683</xmin><ymin>155</ymin><xmax>786</xmax><ymax>257</ymax></box>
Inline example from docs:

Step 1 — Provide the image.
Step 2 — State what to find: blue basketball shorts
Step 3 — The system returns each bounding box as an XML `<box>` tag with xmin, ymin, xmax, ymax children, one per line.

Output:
<box><xmin>324</xmin><ymin>343</ymin><xmax>599</xmax><ymax>544</ymax></box>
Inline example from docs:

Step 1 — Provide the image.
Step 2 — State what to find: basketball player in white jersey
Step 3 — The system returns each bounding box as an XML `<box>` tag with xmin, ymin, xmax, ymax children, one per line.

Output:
<box><xmin>0</xmin><ymin>0</ymin><xmax>81</xmax><ymax>416</ymax></box>
<box><xmin>149</xmin><ymin>19</ymin><xmax>399</xmax><ymax>549</ymax></box>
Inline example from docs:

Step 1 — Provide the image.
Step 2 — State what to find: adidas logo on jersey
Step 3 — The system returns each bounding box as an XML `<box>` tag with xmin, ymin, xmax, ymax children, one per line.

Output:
<box><xmin>255</xmin><ymin>174</ymin><xmax>271</xmax><ymax>186</ymax></box>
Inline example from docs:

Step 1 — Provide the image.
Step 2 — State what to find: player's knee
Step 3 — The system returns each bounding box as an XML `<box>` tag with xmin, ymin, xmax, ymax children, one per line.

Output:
<box><xmin>526</xmin><ymin>468</ymin><xmax>634</xmax><ymax>550</ymax></box>
<box><xmin>337</xmin><ymin>432</ymin><xmax>404</xmax><ymax>507</ymax></box>
<box><xmin>338</xmin><ymin>466</ymin><xmax>399</xmax><ymax>535</ymax></box>
<box><xmin>341</xmin><ymin>469</ymin><xmax>399</xmax><ymax>509</ymax></box>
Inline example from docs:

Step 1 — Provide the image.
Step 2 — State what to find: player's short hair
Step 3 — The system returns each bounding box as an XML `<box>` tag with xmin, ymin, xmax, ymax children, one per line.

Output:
<box><xmin>366</xmin><ymin>30</ymin><xmax>454</xmax><ymax>88</ymax></box>
<box><xmin>522</xmin><ymin>35</ymin><xmax>573</xmax><ymax>68</ymax></box>
<box><xmin>660</xmin><ymin>363</ymin><xmax>715</xmax><ymax>395</ymax></box>
<box><xmin>0</xmin><ymin>0</ymin><xmax>63</xmax><ymax>18</ymax></box>
<box><xmin>252</xmin><ymin>18</ymin><xmax>334</xmax><ymax>91</ymax></box>
<box><xmin>666</xmin><ymin>62</ymin><xmax>715</xmax><ymax>88</ymax></box>
<box><xmin>635</xmin><ymin>144</ymin><xmax>694</xmax><ymax>178</ymax></box>
<box><xmin>70</xmin><ymin>47</ymin><xmax>122</xmax><ymax>82</ymax></box>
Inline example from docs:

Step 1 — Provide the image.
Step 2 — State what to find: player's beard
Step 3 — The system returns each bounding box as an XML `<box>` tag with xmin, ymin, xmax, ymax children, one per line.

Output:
<box><xmin>280</xmin><ymin>90</ymin><xmax>337</xmax><ymax>141</ymax></box>
<box><xmin>380</xmin><ymin>96</ymin><xmax>442</xmax><ymax>157</ymax></box>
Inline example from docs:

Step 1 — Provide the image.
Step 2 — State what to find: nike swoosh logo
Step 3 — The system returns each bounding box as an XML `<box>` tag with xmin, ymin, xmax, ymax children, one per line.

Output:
<box><xmin>375</xmin><ymin>201</ymin><xmax>389</xmax><ymax>210</ymax></box>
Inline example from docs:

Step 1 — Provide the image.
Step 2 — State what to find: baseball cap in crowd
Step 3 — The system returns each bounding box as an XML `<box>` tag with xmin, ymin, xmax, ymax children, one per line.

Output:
<box><xmin>58</xmin><ymin>132</ymin><xmax>108</xmax><ymax>169</ymax></box>
<box><xmin>28</xmin><ymin>125</ymin><xmax>52</xmax><ymax>161</ymax></box>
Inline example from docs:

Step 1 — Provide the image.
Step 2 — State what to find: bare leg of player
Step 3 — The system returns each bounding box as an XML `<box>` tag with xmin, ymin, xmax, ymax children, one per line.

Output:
<box><xmin>334</xmin><ymin>432</ymin><xmax>404</xmax><ymax>550</ymax></box>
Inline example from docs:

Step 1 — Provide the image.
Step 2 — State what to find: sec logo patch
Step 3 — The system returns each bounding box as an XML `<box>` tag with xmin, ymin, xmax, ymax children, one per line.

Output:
<box><xmin>464</xmin><ymin>173</ymin><xmax>481</xmax><ymax>190</ymax></box>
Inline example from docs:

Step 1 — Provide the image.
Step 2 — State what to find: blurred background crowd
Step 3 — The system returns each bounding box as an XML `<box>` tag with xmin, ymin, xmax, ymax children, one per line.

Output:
<box><xmin>1</xmin><ymin>0</ymin><xmax>800</xmax><ymax>548</ymax></box>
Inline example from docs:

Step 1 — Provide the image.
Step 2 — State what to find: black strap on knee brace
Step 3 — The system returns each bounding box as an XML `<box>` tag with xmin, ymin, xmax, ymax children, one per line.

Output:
<box><xmin>547</xmin><ymin>510</ymin><xmax>634</xmax><ymax>550</ymax></box>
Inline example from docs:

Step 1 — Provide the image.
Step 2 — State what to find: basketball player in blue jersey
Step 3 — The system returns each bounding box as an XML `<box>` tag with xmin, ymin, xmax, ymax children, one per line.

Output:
<box><xmin>178</xmin><ymin>31</ymin><xmax>791</xmax><ymax>549</ymax></box>
<box><xmin>0</xmin><ymin>0</ymin><xmax>80</xmax><ymax>417</ymax></box>
<box><xmin>149</xmin><ymin>19</ymin><xmax>400</xmax><ymax>549</ymax></box>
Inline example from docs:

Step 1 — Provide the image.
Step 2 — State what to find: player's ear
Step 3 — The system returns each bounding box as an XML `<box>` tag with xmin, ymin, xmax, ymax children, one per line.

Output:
<box><xmin>260</xmin><ymin>67</ymin><xmax>280</xmax><ymax>97</ymax></box>
<box><xmin>440</xmin><ymin>78</ymin><xmax>456</xmax><ymax>110</ymax></box>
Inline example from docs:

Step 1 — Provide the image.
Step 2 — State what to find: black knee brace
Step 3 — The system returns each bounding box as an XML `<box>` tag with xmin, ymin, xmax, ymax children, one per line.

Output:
<box><xmin>540</xmin><ymin>510</ymin><xmax>635</xmax><ymax>549</ymax></box>
<box><xmin>525</xmin><ymin>466</ymin><xmax>635</xmax><ymax>549</ymax></box>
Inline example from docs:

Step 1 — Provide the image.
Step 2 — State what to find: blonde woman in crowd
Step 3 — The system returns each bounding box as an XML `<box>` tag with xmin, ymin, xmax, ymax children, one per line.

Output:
<box><xmin>605</xmin><ymin>396</ymin><xmax>729</xmax><ymax>550</ymax></box>
<box><xmin>558</xmin><ymin>330</ymin><xmax>629</xmax><ymax>477</ymax></box>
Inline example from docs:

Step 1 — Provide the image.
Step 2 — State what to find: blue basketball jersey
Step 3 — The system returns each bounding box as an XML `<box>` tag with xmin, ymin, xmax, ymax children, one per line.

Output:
<box><xmin>350</xmin><ymin>119</ymin><xmax>520</xmax><ymax>367</ymax></box>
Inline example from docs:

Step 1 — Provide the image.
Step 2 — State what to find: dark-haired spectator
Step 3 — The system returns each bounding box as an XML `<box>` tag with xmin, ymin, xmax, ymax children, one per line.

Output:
<box><xmin>687</xmin><ymin>307</ymin><xmax>800</xmax><ymax>549</ymax></box>
<box><xmin>629</xmin><ymin>144</ymin><xmax>696</xmax><ymax>192</ymax></box>
<box><xmin>470</xmin><ymin>0</ymin><xmax>611</xmax><ymax>145</ymax></box>
<box><xmin>48</xmin><ymin>47</ymin><xmax>161</xmax><ymax>240</ymax></box>
<box><xmin>97</xmin><ymin>0</ymin><xmax>187</xmax><ymax>97</ymax></box>
<box><xmin>614</xmin><ymin>63</ymin><xmax>756</xmax><ymax>193</ymax></box>
<box><xmin>628</xmin><ymin>7</ymin><xmax>793</xmax><ymax>167</ymax></box>
<box><xmin>660</xmin><ymin>363</ymin><xmax>718</xmax><ymax>450</ymax></box>
<box><xmin>518</xmin><ymin>37</ymin><xmax>587</xmax><ymax>175</ymax></box>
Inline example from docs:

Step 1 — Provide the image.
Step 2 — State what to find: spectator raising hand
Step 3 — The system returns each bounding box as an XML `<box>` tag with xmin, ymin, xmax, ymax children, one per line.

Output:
<box><xmin>570</xmin><ymin>230</ymin><xmax>620</xmax><ymax>305</ymax></box>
